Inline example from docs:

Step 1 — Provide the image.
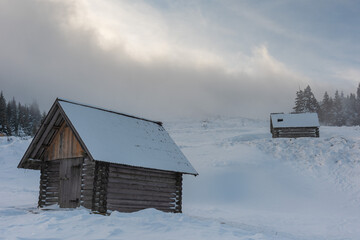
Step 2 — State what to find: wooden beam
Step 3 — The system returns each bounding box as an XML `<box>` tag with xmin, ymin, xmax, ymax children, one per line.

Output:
<box><xmin>18</xmin><ymin>101</ymin><xmax>59</xmax><ymax>169</ymax></box>
<box><xmin>30</xmin><ymin>109</ymin><xmax>61</xmax><ymax>159</ymax></box>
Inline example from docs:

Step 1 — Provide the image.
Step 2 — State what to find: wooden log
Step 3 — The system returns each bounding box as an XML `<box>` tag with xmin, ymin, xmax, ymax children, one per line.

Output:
<box><xmin>81</xmin><ymin>195</ymin><xmax>94</xmax><ymax>202</ymax></box>
<box><xmin>44</xmin><ymin>181</ymin><xmax>59</xmax><ymax>187</ymax></box>
<box><xmin>277</xmin><ymin>130</ymin><xmax>317</xmax><ymax>133</ymax></box>
<box><xmin>45</xmin><ymin>187</ymin><xmax>59</xmax><ymax>192</ymax></box>
<box><xmin>107</xmin><ymin>193</ymin><xmax>176</xmax><ymax>203</ymax></box>
<box><xmin>278</xmin><ymin>134</ymin><xmax>317</xmax><ymax>138</ymax></box>
<box><xmin>82</xmin><ymin>179</ymin><xmax>95</xmax><ymax>186</ymax></box>
<box><xmin>31</xmin><ymin>110</ymin><xmax>61</xmax><ymax>159</ymax></box>
<box><xmin>277</xmin><ymin>133</ymin><xmax>317</xmax><ymax>136</ymax></box>
<box><xmin>109</xmin><ymin>166</ymin><xmax>175</xmax><ymax>179</ymax></box>
<box><xmin>46</xmin><ymin>178</ymin><xmax>60</xmax><ymax>184</ymax></box>
<box><xmin>44</xmin><ymin>192</ymin><xmax>59</xmax><ymax>197</ymax></box>
<box><xmin>81</xmin><ymin>158</ymin><xmax>95</xmax><ymax>210</ymax></box>
<box><xmin>81</xmin><ymin>189</ymin><xmax>93</xmax><ymax>195</ymax></box>
<box><xmin>108</xmin><ymin>172</ymin><xmax>176</xmax><ymax>184</ymax></box>
<box><xmin>108</xmin><ymin>176</ymin><xmax>176</xmax><ymax>186</ymax></box>
<box><xmin>107</xmin><ymin>182</ymin><xmax>177</xmax><ymax>194</ymax></box>
<box><xmin>107</xmin><ymin>187</ymin><xmax>176</xmax><ymax>198</ymax></box>
<box><xmin>107</xmin><ymin>177</ymin><xmax>176</xmax><ymax>188</ymax></box>
<box><xmin>109</xmin><ymin>169</ymin><xmax>175</xmax><ymax>179</ymax></box>
<box><xmin>44</xmin><ymin>196</ymin><xmax>59</xmax><ymax>200</ymax></box>
<box><xmin>107</xmin><ymin>199</ymin><xmax>175</xmax><ymax>208</ymax></box>
<box><xmin>38</xmin><ymin>166</ymin><xmax>46</xmax><ymax>208</ymax></box>
<box><xmin>91</xmin><ymin>161</ymin><xmax>109</xmax><ymax>213</ymax></box>
<box><xmin>175</xmin><ymin>173</ymin><xmax>182</xmax><ymax>213</ymax></box>
<box><xmin>277</xmin><ymin>131</ymin><xmax>317</xmax><ymax>134</ymax></box>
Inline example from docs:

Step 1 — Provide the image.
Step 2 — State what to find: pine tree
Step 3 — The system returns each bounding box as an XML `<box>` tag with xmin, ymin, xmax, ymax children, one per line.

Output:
<box><xmin>7</xmin><ymin>98</ymin><xmax>18</xmax><ymax>136</ymax></box>
<box><xmin>332</xmin><ymin>90</ymin><xmax>345</xmax><ymax>126</ymax></box>
<box><xmin>303</xmin><ymin>85</ymin><xmax>319</xmax><ymax>113</ymax></box>
<box><xmin>293</xmin><ymin>85</ymin><xmax>319</xmax><ymax>114</ymax></box>
<box><xmin>355</xmin><ymin>83</ymin><xmax>360</xmax><ymax>125</ymax></box>
<box><xmin>6</xmin><ymin>101</ymin><xmax>12</xmax><ymax>136</ymax></box>
<box><xmin>0</xmin><ymin>92</ymin><xmax>8</xmax><ymax>135</ymax></box>
<box><xmin>29</xmin><ymin>101</ymin><xmax>41</xmax><ymax>136</ymax></box>
<box><xmin>0</xmin><ymin>92</ymin><xmax>43</xmax><ymax>136</ymax></box>
<box><xmin>293</xmin><ymin>89</ymin><xmax>305</xmax><ymax>113</ymax></box>
<box><xmin>319</xmin><ymin>91</ymin><xmax>333</xmax><ymax>125</ymax></box>
<box><xmin>344</xmin><ymin>93</ymin><xmax>357</xmax><ymax>126</ymax></box>
<box><xmin>18</xmin><ymin>103</ymin><xmax>30</xmax><ymax>136</ymax></box>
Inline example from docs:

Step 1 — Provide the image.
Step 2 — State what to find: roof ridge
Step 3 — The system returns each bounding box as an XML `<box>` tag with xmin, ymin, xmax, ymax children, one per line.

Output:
<box><xmin>56</xmin><ymin>98</ymin><xmax>162</xmax><ymax>126</ymax></box>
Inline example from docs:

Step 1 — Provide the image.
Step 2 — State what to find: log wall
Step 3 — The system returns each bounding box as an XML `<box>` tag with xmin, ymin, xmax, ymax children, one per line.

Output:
<box><xmin>38</xmin><ymin>160</ymin><xmax>60</xmax><ymax>207</ymax></box>
<box><xmin>272</xmin><ymin>127</ymin><xmax>319</xmax><ymax>138</ymax></box>
<box><xmin>106</xmin><ymin>164</ymin><xmax>182</xmax><ymax>213</ymax></box>
<box><xmin>80</xmin><ymin>157</ymin><xmax>95</xmax><ymax>209</ymax></box>
<box><xmin>92</xmin><ymin>161</ymin><xmax>109</xmax><ymax>213</ymax></box>
<box><xmin>46</xmin><ymin>122</ymin><xmax>84</xmax><ymax>160</ymax></box>
<box><xmin>38</xmin><ymin>159</ymin><xmax>183</xmax><ymax>214</ymax></box>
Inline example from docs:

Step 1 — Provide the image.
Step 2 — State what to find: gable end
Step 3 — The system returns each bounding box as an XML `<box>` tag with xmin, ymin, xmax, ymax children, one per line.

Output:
<box><xmin>18</xmin><ymin>100</ymin><xmax>92</xmax><ymax>169</ymax></box>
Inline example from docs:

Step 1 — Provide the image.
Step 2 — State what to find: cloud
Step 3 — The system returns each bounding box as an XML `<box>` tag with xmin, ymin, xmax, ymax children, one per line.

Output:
<box><xmin>333</xmin><ymin>68</ymin><xmax>360</xmax><ymax>85</ymax></box>
<box><xmin>0</xmin><ymin>0</ymin><xmax>311</xmax><ymax>119</ymax></box>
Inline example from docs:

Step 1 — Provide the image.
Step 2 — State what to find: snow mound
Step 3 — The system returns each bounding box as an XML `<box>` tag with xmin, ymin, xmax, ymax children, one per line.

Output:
<box><xmin>0</xmin><ymin>207</ymin><xmax>271</xmax><ymax>240</ymax></box>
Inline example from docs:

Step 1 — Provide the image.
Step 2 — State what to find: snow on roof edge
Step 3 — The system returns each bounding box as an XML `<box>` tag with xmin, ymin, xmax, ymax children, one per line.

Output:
<box><xmin>271</xmin><ymin>112</ymin><xmax>320</xmax><ymax>128</ymax></box>
<box><xmin>57</xmin><ymin>98</ymin><xmax>162</xmax><ymax>126</ymax></box>
<box><xmin>96</xmin><ymin>160</ymin><xmax>198</xmax><ymax>176</ymax></box>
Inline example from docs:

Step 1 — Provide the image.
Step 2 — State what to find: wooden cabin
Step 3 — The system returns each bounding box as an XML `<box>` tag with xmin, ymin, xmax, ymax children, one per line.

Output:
<box><xmin>270</xmin><ymin>113</ymin><xmax>320</xmax><ymax>138</ymax></box>
<box><xmin>18</xmin><ymin>98</ymin><xmax>198</xmax><ymax>213</ymax></box>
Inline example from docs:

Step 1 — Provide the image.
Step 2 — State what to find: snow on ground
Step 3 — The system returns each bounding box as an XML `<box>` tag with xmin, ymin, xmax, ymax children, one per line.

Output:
<box><xmin>1</xmin><ymin>117</ymin><xmax>360</xmax><ymax>239</ymax></box>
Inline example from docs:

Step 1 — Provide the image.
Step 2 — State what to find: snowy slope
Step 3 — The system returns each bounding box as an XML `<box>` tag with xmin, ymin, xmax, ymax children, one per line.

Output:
<box><xmin>1</xmin><ymin>118</ymin><xmax>360</xmax><ymax>239</ymax></box>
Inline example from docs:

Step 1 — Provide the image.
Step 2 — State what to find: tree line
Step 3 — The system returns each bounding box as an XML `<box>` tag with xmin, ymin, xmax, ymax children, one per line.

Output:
<box><xmin>0</xmin><ymin>91</ymin><xmax>45</xmax><ymax>136</ymax></box>
<box><xmin>293</xmin><ymin>83</ymin><xmax>360</xmax><ymax>126</ymax></box>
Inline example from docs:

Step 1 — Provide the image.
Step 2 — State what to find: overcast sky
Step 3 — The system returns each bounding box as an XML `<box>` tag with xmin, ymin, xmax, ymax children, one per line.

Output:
<box><xmin>0</xmin><ymin>0</ymin><xmax>359</xmax><ymax>119</ymax></box>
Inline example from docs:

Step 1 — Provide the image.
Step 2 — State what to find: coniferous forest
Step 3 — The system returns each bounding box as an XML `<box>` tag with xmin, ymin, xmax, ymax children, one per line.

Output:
<box><xmin>293</xmin><ymin>83</ymin><xmax>360</xmax><ymax>126</ymax></box>
<box><xmin>1</xmin><ymin>83</ymin><xmax>360</xmax><ymax>137</ymax></box>
<box><xmin>0</xmin><ymin>91</ymin><xmax>44</xmax><ymax>136</ymax></box>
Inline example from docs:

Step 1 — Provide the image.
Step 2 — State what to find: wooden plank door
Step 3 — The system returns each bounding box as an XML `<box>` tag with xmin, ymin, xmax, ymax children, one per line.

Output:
<box><xmin>59</xmin><ymin>158</ymin><xmax>82</xmax><ymax>208</ymax></box>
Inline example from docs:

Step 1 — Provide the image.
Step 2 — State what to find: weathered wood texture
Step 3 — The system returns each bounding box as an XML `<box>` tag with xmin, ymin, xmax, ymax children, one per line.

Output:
<box><xmin>46</xmin><ymin>122</ymin><xmax>84</xmax><ymax>160</ymax></box>
<box><xmin>38</xmin><ymin>158</ymin><xmax>183</xmax><ymax>213</ymax></box>
<box><xmin>20</xmin><ymin>105</ymin><xmax>64</xmax><ymax>169</ymax></box>
<box><xmin>80</xmin><ymin>157</ymin><xmax>95</xmax><ymax>209</ymax></box>
<box><xmin>272</xmin><ymin>127</ymin><xmax>319</xmax><ymax>138</ymax></box>
<box><xmin>92</xmin><ymin>161</ymin><xmax>109</xmax><ymax>213</ymax></box>
<box><xmin>106</xmin><ymin>164</ymin><xmax>182</xmax><ymax>213</ymax></box>
<box><xmin>38</xmin><ymin>160</ymin><xmax>60</xmax><ymax>207</ymax></box>
<box><xmin>59</xmin><ymin>158</ymin><xmax>82</xmax><ymax>208</ymax></box>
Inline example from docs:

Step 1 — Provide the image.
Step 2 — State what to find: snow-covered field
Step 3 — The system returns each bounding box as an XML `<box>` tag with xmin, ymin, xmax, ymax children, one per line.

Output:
<box><xmin>1</xmin><ymin>117</ymin><xmax>360</xmax><ymax>239</ymax></box>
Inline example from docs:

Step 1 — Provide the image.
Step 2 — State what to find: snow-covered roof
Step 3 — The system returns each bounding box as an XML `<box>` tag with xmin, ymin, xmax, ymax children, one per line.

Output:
<box><xmin>271</xmin><ymin>113</ymin><xmax>320</xmax><ymax>128</ymax></box>
<box><xmin>57</xmin><ymin>99</ymin><xmax>197</xmax><ymax>175</ymax></box>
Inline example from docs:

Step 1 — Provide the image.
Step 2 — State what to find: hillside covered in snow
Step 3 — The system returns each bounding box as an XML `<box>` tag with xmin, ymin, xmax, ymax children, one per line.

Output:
<box><xmin>1</xmin><ymin>117</ymin><xmax>360</xmax><ymax>239</ymax></box>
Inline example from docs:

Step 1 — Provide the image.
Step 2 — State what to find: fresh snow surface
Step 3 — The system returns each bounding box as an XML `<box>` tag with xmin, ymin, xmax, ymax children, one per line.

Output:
<box><xmin>271</xmin><ymin>113</ymin><xmax>320</xmax><ymax>128</ymax></box>
<box><xmin>58</xmin><ymin>100</ymin><xmax>197</xmax><ymax>175</ymax></box>
<box><xmin>1</xmin><ymin>117</ymin><xmax>360</xmax><ymax>239</ymax></box>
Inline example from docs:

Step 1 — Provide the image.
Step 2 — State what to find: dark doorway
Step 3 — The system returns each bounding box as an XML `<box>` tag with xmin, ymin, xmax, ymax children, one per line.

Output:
<box><xmin>59</xmin><ymin>158</ymin><xmax>82</xmax><ymax>208</ymax></box>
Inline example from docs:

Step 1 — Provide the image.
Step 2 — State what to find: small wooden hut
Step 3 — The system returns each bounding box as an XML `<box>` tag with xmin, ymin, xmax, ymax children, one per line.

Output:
<box><xmin>270</xmin><ymin>113</ymin><xmax>320</xmax><ymax>138</ymax></box>
<box><xmin>18</xmin><ymin>98</ymin><xmax>198</xmax><ymax>213</ymax></box>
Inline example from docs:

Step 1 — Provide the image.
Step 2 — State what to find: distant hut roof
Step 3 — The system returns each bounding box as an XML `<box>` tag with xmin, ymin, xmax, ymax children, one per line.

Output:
<box><xmin>270</xmin><ymin>113</ymin><xmax>320</xmax><ymax>128</ymax></box>
<box><xmin>18</xmin><ymin>98</ymin><xmax>198</xmax><ymax>176</ymax></box>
